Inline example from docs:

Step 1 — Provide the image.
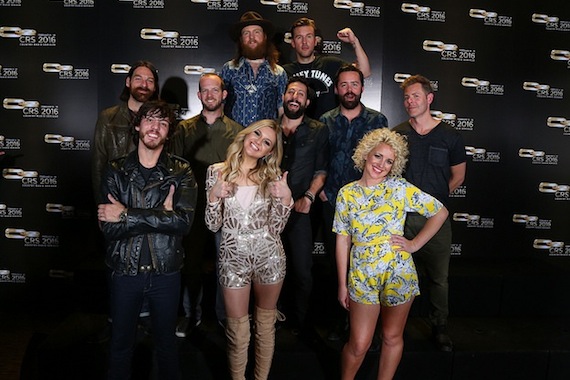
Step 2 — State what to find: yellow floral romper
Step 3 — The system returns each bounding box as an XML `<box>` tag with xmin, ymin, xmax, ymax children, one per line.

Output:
<box><xmin>333</xmin><ymin>177</ymin><xmax>443</xmax><ymax>306</ymax></box>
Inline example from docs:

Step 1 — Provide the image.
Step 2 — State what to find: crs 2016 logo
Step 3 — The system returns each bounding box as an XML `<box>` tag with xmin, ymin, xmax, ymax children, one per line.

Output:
<box><xmin>453</xmin><ymin>212</ymin><xmax>494</xmax><ymax>228</ymax></box>
<box><xmin>0</xmin><ymin>203</ymin><xmax>23</xmax><ymax>218</ymax></box>
<box><xmin>0</xmin><ymin>65</ymin><xmax>18</xmax><ymax>79</ymax></box>
<box><xmin>183</xmin><ymin>65</ymin><xmax>216</xmax><ymax>75</ymax></box>
<box><xmin>465</xmin><ymin>146</ymin><xmax>500</xmax><ymax>163</ymax></box>
<box><xmin>45</xmin><ymin>134</ymin><xmax>90</xmax><ymax>151</ymax></box>
<box><xmin>0</xmin><ymin>0</ymin><xmax>22</xmax><ymax>6</ymax></box>
<box><xmin>469</xmin><ymin>8</ymin><xmax>512</xmax><ymax>27</ymax></box>
<box><xmin>3</xmin><ymin>98</ymin><xmax>59</xmax><ymax>118</ymax></box>
<box><xmin>190</xmin><ymin>0</ymin><xmax>238</xmax><ymax>11</ymax></box>
<box><xmin>402</xmin><ymin>3</ymin><xmax>446</xmax><ymax>22</ymax></box>
<box><xmin>532</xmin><ymin>13</ymin><xmax>570</xmax><ymax>32</ymax></box>
<box><xmin>423</xmin><ymin>40</ymin><xmax>475</xmax><ymax>62</ymax></box>
<box><xmin>4</xmin><ymin>228</ymin><xmax>59</xmax><ymax>247</ymax></box>
<box><xmin>518</xmin><ymin>148</ymin><xmax>558</xmax><ymax>165</ymax></box>
<box><xmin>393</xmin><ymin>73</ymin><xmax>439</xmax><ymax>91</ymax></box>
<box><xmin>334</xmin><ymin>0</ymin><xmax>380</xmax><ymax>17</ymax></box>
<box><xmin>140</xmin><ymin>28</ymin><xmax>199</xmax><ymax>49</ymax></box>
<box><xmin>450</xmin><ymin>185</ymin><xmax>466</xmax><ymax>198</ymax></box>
<box><xmin>0</xmin><ymin>134</ymin><xmax>21</xmax><ymax>150</ymax></box>
<box><xmin>523</xmin><ymin>81</ymin><xmax>564</xmax><ymax>99</ymax></box>
<box><xmin>110</xmin><ymin>64</ymin><xmax>130</xmax><ymax>74</ymax></box>
<box><xmin>0</xmin><ymin>26</ymin><xmax>56</xmax><ymax>46</ymax></box>
<box><xmin>62</xmin><ymin>0</ymin><xmax>94</xmax><ymax>8</ymax></box>
<box><xmin>262</xmin><ymin>0</ymin><xmax>309</xmax><ymax>14</ymax></box>
<box><xmin>538</xmin><ymin>182</ymin><xmax>570</xmax><ymax>201</ymax></box>
<box><xmin>533</xmin><ymin>239</ymin><xmax>569</xmax><ymax>256</ymax></box>
<box><xmin>430</xmin><ymin>110</ymin><xmax>456</xmax><ymax>123</ymax></box>
<box><xmin>46</xmin><ymin>203</ymin><xmax>75</xmax><ymax>218</ymax></box>
<box><xmin>2</xmin><ymin>168</ymin><xmax>58</xmax><ymax>188</ymax></box>
<box><xmin>430</xmin><ymin>110</ymin><xmax>474</xmax><ymax>131</ymax></box>
<box><xmin>512</xmin><ymin>214</ymin><xmax>551</xmax><ymax>230</ymax></box>
<box><xmin>547</xmin><ymin>117</ymin><xmax>570</xmax><ymax>135</ymax></box>
<box><xmin>43</xmin><ymin>63</ymin><xmax>89</xmax><ymax>80</ymax></box>
<box><xmin>0</xmin><ymin>270</ymin><xmax>26</xmax><ymax>284</ymax></box>
<box><xmin>550</xmin><ymin>49</ymin><xmax>570</xmax><ymax>69</ymax></box>
<box><xmin>123</xmin><ymin>0</ymin><xmax>164</xmax><ymax>9</ymax></box>
<box><xmin>461</xmin><ymin>77</ymin><xmax>504</xmax><ymax>96</ymax></box>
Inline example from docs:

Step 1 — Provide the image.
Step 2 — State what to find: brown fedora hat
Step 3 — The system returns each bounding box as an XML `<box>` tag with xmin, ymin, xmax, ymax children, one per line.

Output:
<box><xmin>230</xmin><ymin>11</ymin><xmax>274</xmax><ymax>41</ymax></box>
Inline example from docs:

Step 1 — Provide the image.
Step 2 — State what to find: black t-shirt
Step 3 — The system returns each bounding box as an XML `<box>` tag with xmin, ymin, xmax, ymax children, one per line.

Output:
<box><xmin>138</xmin><ymin>163</ymin><xmax>158</xmax><ymax>266</ymax></box>
<box><xmin>393</xmin><ymin>121</ymin><xmax>466</xmax><ymax>207</ymax></box>
<box><xmin>283</xmin><ymin>55</ymin><xmax>346</xmax><ymax>119</ymax></box>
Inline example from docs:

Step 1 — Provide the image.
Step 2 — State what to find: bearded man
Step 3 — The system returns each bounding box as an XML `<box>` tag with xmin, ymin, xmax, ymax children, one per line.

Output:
<box><xmin>277</xmin><ymin>77</ymin><xmax>329</xmax><ymax>336</ymax></box>
<box><xmin>221</xmin><ymin>11</ymin><xmax>287</xmax><ymax>126</ymax></box>
<box><xmin>319</xmin><ymin>64</ymin><xmax>388</xmax><ymax>341</ymax></box>
<box><xmin>92</xmin><ymin>60</ymin><xmax>161</xmax><ymax>202</ymax></box>
<box><xmin>98</xmin><ymin>100</ymin><xmax>197</xmax><ymax>379</ymax></box>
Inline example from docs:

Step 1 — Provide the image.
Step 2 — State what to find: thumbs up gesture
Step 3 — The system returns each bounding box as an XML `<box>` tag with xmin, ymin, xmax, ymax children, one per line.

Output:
<box><xmin>210</xmin><ymin>170</ymin><xmax>236</xmax><ymax>202</ymax></box>
<box><xmin>269</xmin><ymin>171</ymin><xmax>292</xmax><ymax>205</ymax></box>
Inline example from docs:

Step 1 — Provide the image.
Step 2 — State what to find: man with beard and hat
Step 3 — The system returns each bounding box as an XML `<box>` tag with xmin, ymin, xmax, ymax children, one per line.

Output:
<box><xmin>222</xmin><ymin>11</ymin><xmax>287</xmax><ymax>127</ymax></box>
<box><xmin>283</xmin><ymin>17</ymin><xmax>371</xmax><ymax>119</ymax></box>
<box><xmin>277</xmin><ymin>77</ymin><xmax>329</xmax><ymax>337</ymax></box>
<box><xmin>319</xmin><ymin>64</ymin><xmax>388</xmax><ymax>341</ymax></box>
<box><xmin>92</xmin><ymin>60</ymin><xmax>160</xmax><ymax>202</ymax></box>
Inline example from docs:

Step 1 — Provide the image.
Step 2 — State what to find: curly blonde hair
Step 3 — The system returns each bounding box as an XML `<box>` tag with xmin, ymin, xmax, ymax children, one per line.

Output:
<box><xmin>222</xmin><ymin>119</ymin><xmax>283</xmax><ymax>195</ymax></box>
<box><xmin>352</xmin><ymin>128</ymin><xmax>409</xmax><ymax>177</ymax></box>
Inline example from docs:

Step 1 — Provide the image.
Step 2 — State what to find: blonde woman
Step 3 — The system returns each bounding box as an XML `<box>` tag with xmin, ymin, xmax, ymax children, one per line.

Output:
<box><xmin>205</xmin><ymin>119</ymin><xmax>292</xmax><ymax>380</ymax></box>
<box><xmin>334</xmin><ymin>128</ymin><xmax>448</xmax><ymax>380</ymax></box>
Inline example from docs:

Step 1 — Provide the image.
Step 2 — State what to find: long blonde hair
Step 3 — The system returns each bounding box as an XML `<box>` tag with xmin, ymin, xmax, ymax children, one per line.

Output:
<box><xmin>222</xmin><ymin>119</ymin><xmax>283</xmax><ymax>195</ymax></box>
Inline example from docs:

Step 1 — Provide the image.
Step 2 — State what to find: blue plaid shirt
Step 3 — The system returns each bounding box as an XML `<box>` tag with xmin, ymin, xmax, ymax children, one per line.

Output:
<box><xmin>221</xmin><ymin>57</ymin><xmax>287</xmax><ymax>126</ymax></box>
<box><xmin>319</xmin><ymin>104</ymin><xmax>388</xmax><ymax>206</ymax></box>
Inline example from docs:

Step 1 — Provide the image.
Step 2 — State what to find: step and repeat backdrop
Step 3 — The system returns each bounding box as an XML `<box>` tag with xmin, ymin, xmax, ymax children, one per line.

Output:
<box><xmin>1</xmin><ymin>0</ymin><xmax>568</xmax><ymax>303</ymax></box>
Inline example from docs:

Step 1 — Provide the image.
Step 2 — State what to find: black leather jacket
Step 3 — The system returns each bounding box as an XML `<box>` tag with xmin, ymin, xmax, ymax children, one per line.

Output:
<box><xmin>101</xmin><ymin>150</ymin><xmax>197</xmax><ymax>275</ymax></box>
<box><xmin>92</xmin><ymin>102</ymin><xmax>136</xmax><ymax>204</ymax></box>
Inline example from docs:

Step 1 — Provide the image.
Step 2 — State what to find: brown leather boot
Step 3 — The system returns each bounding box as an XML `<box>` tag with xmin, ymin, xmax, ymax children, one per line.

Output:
<box><xmin>253</xmin><ymin>306</ymin><xmax>277</xmax><ymax>380</ymax></box>
<box><xmin>225</xmin><ymin>315</ymin><xmax>251</xmax><ymax>380</ymax></box>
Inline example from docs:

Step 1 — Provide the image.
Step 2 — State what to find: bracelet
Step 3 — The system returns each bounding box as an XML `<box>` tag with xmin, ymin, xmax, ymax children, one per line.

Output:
<box><xmin>303</xmin><ymin>191</ymin><xmax>315</xmax><ymax>203</ymax></box>
<box><xmin>119</xmin><ymin>209</ymin><xmax>128</xmax><ymax>223</ymax></box>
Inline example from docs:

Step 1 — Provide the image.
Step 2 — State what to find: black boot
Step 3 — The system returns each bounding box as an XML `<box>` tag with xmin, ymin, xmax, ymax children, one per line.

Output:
<box><xmin>433</xmin><ymin>324</ymin><xmax>453</xmax><ymax>352</ymax></box>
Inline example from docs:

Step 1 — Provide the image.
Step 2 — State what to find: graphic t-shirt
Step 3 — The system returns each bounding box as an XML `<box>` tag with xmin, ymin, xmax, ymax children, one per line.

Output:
<box><xmin>283</xmin><ymin>55</ymin><xmax>347</xmax><ymax>119</ymax></box>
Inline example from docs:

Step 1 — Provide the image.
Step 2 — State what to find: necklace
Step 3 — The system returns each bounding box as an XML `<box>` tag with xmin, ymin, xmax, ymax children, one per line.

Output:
<box><xmin>245</xmin><ymin>59</ymin><xmax>263</xmax><ymax>94</ymax></box>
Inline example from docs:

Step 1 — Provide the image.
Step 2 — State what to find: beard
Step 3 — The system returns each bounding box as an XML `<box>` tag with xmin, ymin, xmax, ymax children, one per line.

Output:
<box><xmin>283</xmin><ymin>100</ymin><xmax>306</xmax><ymax>120</ymax></box>
<box><xmin>130</xmin><ymin>86</ymin><xmax>153</xmax><ymax>103</ymax></box>
<box><xmin>340</xmin><ymin>92</ymin><xmax>361</xmax><ymax>110</ymax></box>
<box><xmin>139</xmin><ymin>130</ymin><xmax>166</xmax><ymax>150</ymax></box>
<box><xmin>242</xmin><ymin>40</ymin><xmax>267</xmax><ymax>60</ymax></box>
<box><xmin>202</xmin><ymin>98</ymin><xmax>223</xmax><ymax>112</ymax></box>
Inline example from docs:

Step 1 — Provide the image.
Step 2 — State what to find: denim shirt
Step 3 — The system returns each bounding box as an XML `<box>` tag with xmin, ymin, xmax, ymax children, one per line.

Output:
<box><xmin>222</xmin><ymin>57</ymin><xmax>287</xmax><ymax>126</ymax></box>
<box><xmin>320</xmin><ymin>104</ymin><xmax>388</xmax><ymax>205</ymax></box>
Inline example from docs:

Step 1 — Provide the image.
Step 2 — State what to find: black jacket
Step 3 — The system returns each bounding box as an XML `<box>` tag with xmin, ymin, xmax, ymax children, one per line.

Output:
<box><xmin>92</xmin><ymin>102</ymin><xmax>136</xmax><ymax>204</ymax></box>
<box><xmin>101</xmin><ymin>149</ymin><xmax>197</xmax><ymax>275</ymax></box>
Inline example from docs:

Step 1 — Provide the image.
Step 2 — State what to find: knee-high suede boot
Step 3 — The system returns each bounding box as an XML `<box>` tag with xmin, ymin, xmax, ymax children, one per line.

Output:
<box><xmin>225</xmin><ymin>315</ymin><xmax>251</xmax><ymax>380</ymax></box>
<box><xmin>254</xmin><ymin>306</ymin><xmax>277</xmax><ymax>380</ymax></box>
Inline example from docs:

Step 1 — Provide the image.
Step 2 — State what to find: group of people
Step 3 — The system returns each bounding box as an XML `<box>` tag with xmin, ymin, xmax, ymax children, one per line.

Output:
<box><xmin>93</xmin><ymin>10</ymin><xmax>466</xmax><ymax>380</ymax></box>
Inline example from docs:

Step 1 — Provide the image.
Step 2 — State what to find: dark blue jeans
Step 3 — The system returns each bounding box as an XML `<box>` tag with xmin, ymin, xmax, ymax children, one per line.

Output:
<box><xmin>108</xmin><ymin>270</ymin><xmax>181</xmax><ymax>380</ymax></box>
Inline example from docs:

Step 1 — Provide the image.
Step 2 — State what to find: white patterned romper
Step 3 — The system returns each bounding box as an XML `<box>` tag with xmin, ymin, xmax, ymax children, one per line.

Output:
<box><xmin>205</xmin><ymin>163</ymin><xmax>292</xmax><ymax>288</ymax></box>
